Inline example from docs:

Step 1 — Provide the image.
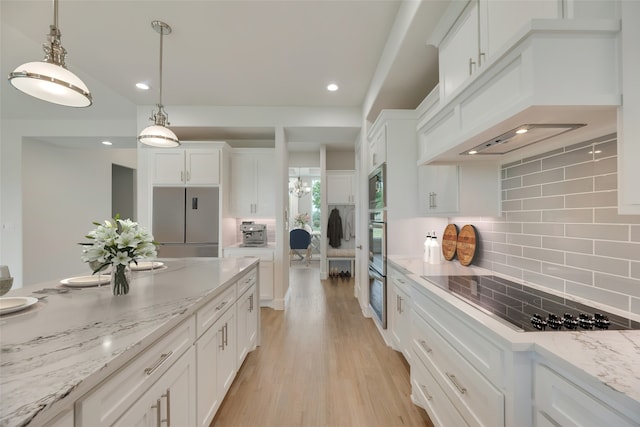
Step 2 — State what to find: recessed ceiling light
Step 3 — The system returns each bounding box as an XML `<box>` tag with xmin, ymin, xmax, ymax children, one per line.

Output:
<box><xmin>327</xmin><ymin>83</ymin><xmax>338</xmax><ymax>92</ymax></box>
<box><xmin>136</xmin><ymin>82</ymin><xmax>150</xmax><ymax>90</ymax></box>
<box><xmin>101</xmin><ymin>140</ymin><xmax>112</xmax><ymax>146</ymax></box>
<box><xmin>515</xmin><ymin>128</ymin><xmax>528</xmax><ymax>134</ymax></box>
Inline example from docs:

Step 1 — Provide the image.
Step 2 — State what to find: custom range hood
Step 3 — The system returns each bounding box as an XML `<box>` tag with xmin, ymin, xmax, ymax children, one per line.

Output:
<box><xmin>417</xmin><ymin>19</ymin><xmax>621</xmax><ymax>164</ymax></box>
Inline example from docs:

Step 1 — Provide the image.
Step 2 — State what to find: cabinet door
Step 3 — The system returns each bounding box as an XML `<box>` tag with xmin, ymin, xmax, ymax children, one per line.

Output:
<box><xmin>196</xmin><ymin>320</ymin><xmax>221</xmax><ymax>427</ymax></box>
<box><xmin>217</xmin><ymin>307</ymin><xmax>237</xmax><ymax>398</ymax></box>
<box><xmin>186</xmin><ymin>149</ymin><xmax>220</xmax><ymax>185</ymax></box>
<box><xmin>439</xmin><ymin>0</ymin><xmax>479</xmax><ymax>99</ymax></box>
<box><xmin>259</xmin><ymin>261</ymin><xmax>274</xmax><ymax>301</ymax></box>
<box><xmin>255</xmin><ymin>153</ymin><xmax>275</xmax><ymax>216</ymax></box>
<box><xmin>237</xmin><ymin>284</ymin><xmax>258</xmax><ymax>366</ymax></box>
<box><xmin>481</xmin><ymin>0</ymin><xmax>558</xmax><ymax>63</ymax></box>
<box><xmin>114</xmin><ymin>347</ymin><xmax>196</xmax><ymax>427</ymax></box>
<box><xmin>327</xmin><ymin>172</ymin><xmax>355</xmax><ymax>204</ymax></box>
<box><xmin>151</xmin><ymin>150</ymin><xmax>185</xmax><ymax>185</ymax></box>
<box><xmin>230</xmin><ymin>154</ymin><xmax>256</xmax><ymax>216</ymax></box>
<box><xmin>418</xmin><ymin>165</ymin><xmax>459</xmax><ymax>215</ymax></box>
<box><xmin>369</xmin><ymin>125</ymin><xmax>386</xmax><ymax>173</ymax></box>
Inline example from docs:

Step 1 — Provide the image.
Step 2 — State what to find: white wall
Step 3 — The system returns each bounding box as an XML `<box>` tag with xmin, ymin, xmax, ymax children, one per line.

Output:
<box><xmin>22</xmin><ymin>140</ymin><xmax>136</xmax><ymax>285</ymax></box>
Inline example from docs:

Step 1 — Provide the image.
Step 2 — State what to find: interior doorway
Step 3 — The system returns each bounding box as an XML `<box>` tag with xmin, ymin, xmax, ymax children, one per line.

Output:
<box><xmin>112</xmin><ymin>164</ymin><xmax>136</xmax><ymax>220</ymax></box>
<box><xmin>288</xmin><ymin>166</ymin><xmax>321</xmax><ymax>268</ymax></box>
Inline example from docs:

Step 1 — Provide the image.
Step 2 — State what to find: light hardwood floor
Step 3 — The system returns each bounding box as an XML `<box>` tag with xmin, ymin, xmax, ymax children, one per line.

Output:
<box><xmin>212</xmin><ymin>265</ymin><xmax>434</xmax><ymax>427</ymax></box>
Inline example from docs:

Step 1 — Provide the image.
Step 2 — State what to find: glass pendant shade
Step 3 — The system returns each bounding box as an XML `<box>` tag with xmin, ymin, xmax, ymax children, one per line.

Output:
<box><xmin>138</xmin><ymin>124</ymin><xmax>180</xmax><ymax>147</ymax></box>
<box><xmin>9</xmin><ymin>61</ymin><xmax>92</xmax><ymax>107</ymax></box>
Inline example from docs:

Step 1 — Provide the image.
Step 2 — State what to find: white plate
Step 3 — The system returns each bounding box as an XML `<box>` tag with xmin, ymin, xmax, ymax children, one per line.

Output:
<box><xmin>131</xmin><ymin>261</ymin><xmax>164</xmax><ymax>271</ymax></box>
<box><xmin>0</xmin><ymin>297</ymin><xmax>39</xmax><ymax>315</ymax></box>
<box><xmin>60</xmin><ymin>274</ymin><xmax>111</xmax><ymax>287</ymax></box>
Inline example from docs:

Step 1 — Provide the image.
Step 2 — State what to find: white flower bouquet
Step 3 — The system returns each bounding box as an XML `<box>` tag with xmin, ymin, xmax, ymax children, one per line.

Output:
<box><xmin>294</xmin><ymin>213</ymin><xmax>310</xmax><ymax>228</ymax></box>
<box><xmin>80</xmin><ymin>215</ymin><xmax>157</xmax><ymax>295</ymax></box>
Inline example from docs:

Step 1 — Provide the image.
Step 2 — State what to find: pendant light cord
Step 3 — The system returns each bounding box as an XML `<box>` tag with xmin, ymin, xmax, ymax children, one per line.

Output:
<box><xmin>158</xmin><ymin>27</ymin><xmax>164</xmax><ymax>107</ymax></box>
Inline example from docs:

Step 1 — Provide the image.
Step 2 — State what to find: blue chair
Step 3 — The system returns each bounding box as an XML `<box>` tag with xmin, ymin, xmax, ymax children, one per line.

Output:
<box><xmin>289</xmin><ymin>229</ymin><xmax>311</xmax><ymax>265</ymax></box>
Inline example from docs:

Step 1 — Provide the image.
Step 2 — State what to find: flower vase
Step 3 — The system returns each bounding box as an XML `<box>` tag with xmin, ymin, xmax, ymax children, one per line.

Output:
<box><xmin>111</xmin><ymin>264</ymin><xmax>131</xmax><ymax>296</ymax></box>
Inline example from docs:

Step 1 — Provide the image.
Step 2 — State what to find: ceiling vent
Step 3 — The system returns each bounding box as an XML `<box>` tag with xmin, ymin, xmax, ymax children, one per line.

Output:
<box><xmin>461</xmin><ymin>124</ymin><xmax>586</xmax><ymax>156</ymax></box>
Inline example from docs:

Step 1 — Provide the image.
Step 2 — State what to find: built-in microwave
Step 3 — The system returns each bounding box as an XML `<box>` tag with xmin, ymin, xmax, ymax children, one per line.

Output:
<box><xmin>368</xmin><ymin>164</ymin><xmax>386</xmax><ymax>210</ymax></box>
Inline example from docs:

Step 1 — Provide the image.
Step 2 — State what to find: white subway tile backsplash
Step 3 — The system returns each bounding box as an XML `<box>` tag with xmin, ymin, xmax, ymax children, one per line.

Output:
<box><xmin>456</xmin><ymin>136</ymin><xmax>640</xmax><ymax>318</ymax></box>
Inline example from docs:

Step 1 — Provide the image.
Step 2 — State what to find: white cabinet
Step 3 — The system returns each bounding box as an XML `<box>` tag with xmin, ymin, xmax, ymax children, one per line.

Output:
<box><xmin>114</xmin><ymin>347</ymin><xmax>196</xmax><ymax>427</ymax></box>
<box><xmin>438</xmin><ymin>0</ymin><xmax>558</xmax><ymax>99</ymax></box>
<box><xmin>230</xmin><ymin>149</ymin><xmax>275</xmax><ymax>217</ymax></box>
<box><xmin>368</xmin><ymin>124</ymin><xmax>387</xmax><ymax>173</ymax></box>
<box><xmin>224</xmin><ymin>247</ymin><xmax>273</xmax><ymax>304</ymax></box>
<box><xmin>534</xmin><ymin>362</ymin><xmax>640</xmax><ymax>427</ymax></box>
<box><xmin>236</xmin><ymin>283</ymin><xmax>258</xmax><ymax>367</ymax></box>
<box><xmin>389</xmin><ymin>270</ymin><xmax>412</xmax><ymax>363</ymax></box>
<box><xmin>326</xmin><ymin>171</ymin><xmax>355</xmax><ymax>204</ymax></box>
<box><xmin>151</xmin><ymin>148</ymin><xmax>220</xmax><ymax>185</ymax></box>
<box><xmin>43</xmin><ymin>409</ymin><xmax>73</xmax><ymax>427</ymax></box>
<box><xmin>418</xmin><ymin>163</ymin><xmax>500</xmax><ymax>217</ymax></box>
<box><xmin>196</xmin><ymin>304</ymin><xmax>236</xmax><ymax>427</ymax></box>
<box><xmin>76</xmin><ymin>318</ymin><xmax>196</xmax><ymax>426</ymax></box>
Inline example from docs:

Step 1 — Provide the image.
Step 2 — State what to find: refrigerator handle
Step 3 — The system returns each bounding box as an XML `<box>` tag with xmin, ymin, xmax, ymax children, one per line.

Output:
<box><xmin>191</xmin><ymin>197</ymin><xmax>198</xmax><ymax>210</ymax></box>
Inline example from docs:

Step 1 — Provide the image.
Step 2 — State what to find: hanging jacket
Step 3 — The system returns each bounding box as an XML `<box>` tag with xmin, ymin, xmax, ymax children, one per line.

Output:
<box><xmin>343</xmin><ymin>207</ymin><xmax>354</xmax><ymax>241</ymax></box>
<box><xmin>327</xmin><ymin>208</ymin><xmax>343</xmax><ymax>248</ymax></box>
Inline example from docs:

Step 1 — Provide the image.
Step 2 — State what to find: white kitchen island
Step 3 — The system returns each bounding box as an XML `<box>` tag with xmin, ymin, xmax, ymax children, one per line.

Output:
<box><xmin>0</xmin><ymin>257</ymin><xmax>259</xmax><ymax>427</ymax></box>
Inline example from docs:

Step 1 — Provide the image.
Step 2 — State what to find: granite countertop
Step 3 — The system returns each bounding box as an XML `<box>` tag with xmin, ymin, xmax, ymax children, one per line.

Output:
<box><xmin>388</xmin><ymin>255</ymin><xmax>640</xmax><ymax>409</ymax></box>
<box><xmin>0</xmin><ymin>257</ymin><xmax>258</xmax><ymax>427</ymax></box>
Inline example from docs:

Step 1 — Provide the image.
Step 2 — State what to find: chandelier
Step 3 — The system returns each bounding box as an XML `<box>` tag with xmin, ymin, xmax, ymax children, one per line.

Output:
<box><xmin>289</xmin><ymin>170</ymin><xmax>311</xmax><ymax>198</ymax></box>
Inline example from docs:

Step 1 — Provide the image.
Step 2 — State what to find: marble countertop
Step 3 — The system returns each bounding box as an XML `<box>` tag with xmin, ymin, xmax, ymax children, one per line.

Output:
<box><xmin>0</xmin><ymin>257</ymin><xmax>258</xmax><ymax>427</ymax></box>
<box><xmin>388</xmin><ymin>255</ymin><xmax>640</xmax><ymax>409</ymax></box>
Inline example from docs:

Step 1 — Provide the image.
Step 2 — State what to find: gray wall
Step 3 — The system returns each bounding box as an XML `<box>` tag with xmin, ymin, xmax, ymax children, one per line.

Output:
<box><xmin>453</xmin><ymin>134</ymin><xmax>640</xmax><ymax>316</ymax></box>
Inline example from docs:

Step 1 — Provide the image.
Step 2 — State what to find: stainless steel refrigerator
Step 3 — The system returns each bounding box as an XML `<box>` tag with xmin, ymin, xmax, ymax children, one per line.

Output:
<box><xmin>152</xmin><ymin>187</ymin><xmax>219</xmax><ymax>257</ymax></box>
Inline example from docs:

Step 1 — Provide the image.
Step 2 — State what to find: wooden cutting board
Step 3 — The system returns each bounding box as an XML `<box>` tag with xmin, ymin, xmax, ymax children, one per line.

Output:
<box><xmin>441</xmin><ymin>224</ymin><xmax>458</xmax><ymax>261</ymax></box>
<box><xmin>456</xmin><ymin>224</ymin><xmax>477</xmax><ymax>266</ymax></box>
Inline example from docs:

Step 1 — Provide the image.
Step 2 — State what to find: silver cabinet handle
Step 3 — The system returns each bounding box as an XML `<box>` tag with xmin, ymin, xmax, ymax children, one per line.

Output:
<box><xmin>469</xmin><ymin>58</ymin><xmax>476</xmax><ymax>75</ymax></box>
<box><xmin>356</xmin><ymin>245</ymin><xmax>362</xmax><ymax>249</ymax></box>
<box><xmin>162</xmin><ymin>389</ymin><xmax>171</xmax><ymax>427</ymax></box>
<box><xmin>180</xmin><ymin>171</ymin><xmax>184</xmax><ymax>182</ymax></box>
<box><xmin>151</xmin><ymin>398</ymin><xmax>161</xmax><ymax>427</ymax></box>
<box><xmin>479</xmin><ymin>51</ymin><xmax>486</xmax><ymax>66</ymax></box>
<box><xmin>420</xmin><ymin>384</ymin><xmax>433</xmax><ymax>401</ymax></box>
<box><xmin>216</xmin><ymin>300</ymin><xmax>227</xmax><ymax>311</ymax></box>
<box><xmin>145</xmin><ymin>351</ymin><xmax>173</xmax><ymax>375</ymax></box>
<box><xmin>419</xmin><ymin>340</ymin><xmax>432</xmax><ymax>354</ymax></box>
<box><xmin>224</xmin><ymin>323</ymin><xmax>228</xmax><ymax>347</ymax></box>
<box><xmin>219</xmin><ymin>327</ymin><xmax>225</xmax><ymax>350</ymax></box>
<box><xmin>446</xmin><ymin>372</ymin><xmax>467</xmax><ymax>394</ymax></box>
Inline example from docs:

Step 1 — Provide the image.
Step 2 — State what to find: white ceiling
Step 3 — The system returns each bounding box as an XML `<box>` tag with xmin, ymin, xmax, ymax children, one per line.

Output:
<box><xmin>1</xmin><ymin>0</ymin><xmax>449</xmax><ymax>150</ymax></box>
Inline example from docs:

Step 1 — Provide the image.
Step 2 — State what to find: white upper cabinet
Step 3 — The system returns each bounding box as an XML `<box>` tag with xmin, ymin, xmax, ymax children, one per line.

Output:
<box><xmin>326</xmin><ymin>171</ymin><xmax>355</xmax><ymax>204</ymax></box>
<box><xmin>438</xmin><ymin>0</ymin><xmax>558</xmax><ymax>100</ymax></box>
<box><xmin>230</xmin><ymin>149</ymin><xmax>275</xmax><ymax>217</ymax></box>
<box><xmin>368</xmin><ymin>124</ymin><xmax>387</xmax><ymax>174</ymax></box>
<box><xmin>151</xmin><ymin>149</ymin><xmax>220</xmax><ymax>186</ymax></box>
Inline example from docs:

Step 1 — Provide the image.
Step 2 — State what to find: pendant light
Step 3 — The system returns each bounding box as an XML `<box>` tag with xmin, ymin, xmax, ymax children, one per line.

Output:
<box><xmin>138</xmin><ymin>21</ymin><xmax>179</xmax><ymax>148</ymax></box>
<box><xmin>7</xmin><ymin>0</ymin><xmax>92</xmax><ymax>107</ymax></box>
<box><xmin>289</xmin><ymin>168</ymin><xmax>311</xmax><ymax>198</ymax></box>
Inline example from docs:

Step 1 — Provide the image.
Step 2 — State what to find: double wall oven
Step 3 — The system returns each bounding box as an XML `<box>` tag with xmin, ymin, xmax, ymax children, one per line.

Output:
<box><xmin>368</xmin><ymin>164</ymin><xmax>387</xmax><ymax>328</ymax></box>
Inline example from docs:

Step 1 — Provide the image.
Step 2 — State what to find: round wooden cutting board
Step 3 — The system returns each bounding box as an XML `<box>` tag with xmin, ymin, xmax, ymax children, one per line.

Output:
<box><xmin>456</xmin><ymin>224</ymin><xmax>477</xmax><ymax>266</ymax></box>
<box><xmin>441</xmin><ymin>224</ymin><xmax>458</xmax><ymax>261</ymax></box>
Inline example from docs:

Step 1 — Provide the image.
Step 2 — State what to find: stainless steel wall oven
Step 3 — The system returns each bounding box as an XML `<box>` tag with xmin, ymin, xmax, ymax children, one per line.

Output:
<box><xmin>368</xmin><ymin>209</ymin><xmax>387</xmax><ymax>328</ymax></box>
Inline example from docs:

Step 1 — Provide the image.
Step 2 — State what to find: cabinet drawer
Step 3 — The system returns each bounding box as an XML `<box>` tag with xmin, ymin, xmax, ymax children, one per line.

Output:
<box><xmin>412</xmin><ymin>312</ymin><xmax>504</xmax><ymax>427</ymax></box>
<box><xmin>197</xmin><ymin>284</ymin><xmax>236</xmax><ymax>338</ymax></box>
<box><xmin>237</xmin><ymin>269</ymin><xmax>257</xmax><ymax>297</ymax></box>
<box><xmin>534</xmin><ymin>363</ymin><xmax>639</xmax><ymax>427</ymax></box>
<box><xmin>76</xmin><ymin>316</ymin><xmax>195</xmax><ymax>426</ymax></box>
<box><xmin>412</xmin><ymin>285</ymin><xmax>504</xmax><ymax>385</ymax></box>
<box><xmin>412</xmin><ymin>354</ymin><xmax>469</xmax><ymax>427</ymax></box>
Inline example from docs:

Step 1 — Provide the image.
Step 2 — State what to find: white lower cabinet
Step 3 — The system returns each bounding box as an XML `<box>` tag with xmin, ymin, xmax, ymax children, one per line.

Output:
<box><xmin>224</xmin><ymin>247</ymin><xmax>273</xmax><ymax>305</ymax></box>
<box><xmin>113</xmin><ymin>347</ymin><xmax>196</xmax><ymax>427</ymax></box>
<box><xmin>389</xmin><ymin>270</ymin><xmax>412</xmax><ymax>363</ymax></box>
<box><xmin>534</xmin><ymin>362</ymin><xmax>640</xmax><ymax>427</ymax></box>
<box><xmin>75</xmin><ymin>266</ymin><xmax>259</xmax><ymax>427</ymax></box>
<box><xmin>196</xmin><ymin>304</ymin><xmax>236</xmax><ymax>427</ymax></box>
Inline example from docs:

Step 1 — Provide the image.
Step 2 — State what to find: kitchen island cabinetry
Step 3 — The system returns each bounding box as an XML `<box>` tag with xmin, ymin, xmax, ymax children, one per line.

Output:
<box><xmin>389</xmin><ymin>268</ymin><xmax>412</xmax><ymax>363</ymax></box>
<box><xmin>224</xmin><ymin>245</ymin><xmax>273</xmax><ymax>306</ymax></box>
<box><xmin>150</xmin><ymin>148</ymin><xmax>220</xmax><ymax>185</ymax></box>
<box><xmin>418</xmin><ymin>163</ymin><xmax>500</xmax><ymax>217</ymax></box>
<box><xmin>0</xmin><ymin>258</ymin><xmax>259</xmax><ymax>427</ymax></box>
<box><xmin>326</xmin><ymin>171</ymin><xmax>355</xmax><ymax>204</ymax></box>
<box><xmin>230</xmin><ymin>149</ymin><xmax>275</xmax><ymax>217</ymax></box>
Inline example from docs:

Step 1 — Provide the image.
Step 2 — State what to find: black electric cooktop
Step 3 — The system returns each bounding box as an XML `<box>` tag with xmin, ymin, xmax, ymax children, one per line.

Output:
<box><xmin>421</xmin><ymin>274</ymin><xmax>640</xmax><ymax>332</ymax></box>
